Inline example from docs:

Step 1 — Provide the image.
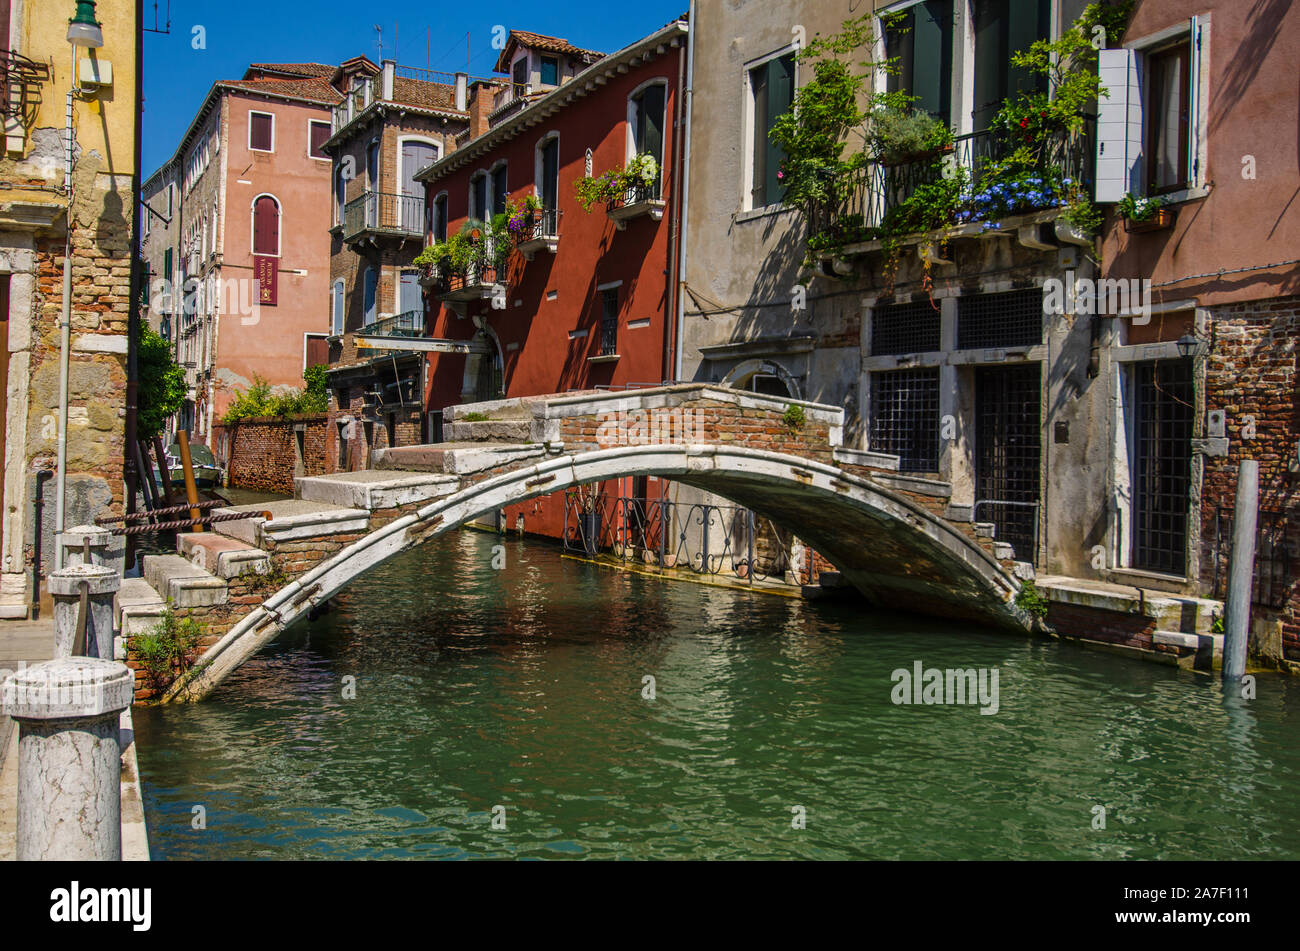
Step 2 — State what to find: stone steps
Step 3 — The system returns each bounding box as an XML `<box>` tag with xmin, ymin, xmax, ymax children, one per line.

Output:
<box><xmin>295</xmin><ymin>469</ymin><xmax>459</xmax><ymax>511</ymax></box>
<box><xmin>372</xmin><ymin>442</ymin><xmax>545</xmax><ymax>475</ymax></box>
<box><xmin>210</xmin><ymin>499</ymin><xmax>370</xmax><ymax>546</ymax></box>
<box><xmin>443</xmin><ymin>418</ymin><xmax>533</xmax><ymax>443</ymax></box>
<box><xmin>176</xmin><ymin>531</ymin><xmax>270</xmax><ymax>580</ymax></box>
<box><xmin>141</xmin><ymin>555</ymin><xmax>228</xmax><ymax>609</ymax></box>
<box><xmin>115</xmin><ymin>577</ymin><xmax>167</xmax><ymax>642</ymax></box>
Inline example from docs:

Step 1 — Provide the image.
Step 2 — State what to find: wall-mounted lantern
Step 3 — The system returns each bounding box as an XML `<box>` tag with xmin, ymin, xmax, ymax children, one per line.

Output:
<box><xmin>66</xmin><ymin>1</ymin><xmax>104</xmax><ymax>49</ymax></box>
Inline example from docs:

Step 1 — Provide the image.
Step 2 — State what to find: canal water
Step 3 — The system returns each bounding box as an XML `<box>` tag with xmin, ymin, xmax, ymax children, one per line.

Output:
<box><xmin>133</xmin><ymin>530</ymin><xmax>1300</xmax><ymax>860</ymax></box>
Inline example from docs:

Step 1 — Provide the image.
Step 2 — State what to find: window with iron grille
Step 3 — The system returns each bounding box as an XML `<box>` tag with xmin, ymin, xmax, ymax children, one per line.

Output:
<box><xmin>871</xmin><ymin>299</ymin><xmax>942</xmax><ymax>355</ymax></box>
<box><xmin>870</xmin><ymin>368</ymin><xmax>940</xmax><ymax>472</ymax></box>
<box><xmin>975</xmin><ymin>364</ymin><xmax>1041</xmax><ymax>561</ymax></box>
<box><xmin>956</xmin><ymin>288</ymin><xmax>1043</xmax><ymax>350</ymax></box>
<box><xmin>600</xmin><ymin>288</ymin><xmax>619</xmax><ymax>355</ymax></box>
<box><xmin>1131</xmin><ymin>359</ymin><xmax>1194</xmax><ymax>575</ymax></box>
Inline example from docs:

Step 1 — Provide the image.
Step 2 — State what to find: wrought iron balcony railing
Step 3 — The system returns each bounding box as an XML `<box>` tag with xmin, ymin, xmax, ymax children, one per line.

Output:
<box><xmin>1</xmin><ymin>51</ymin><xmax>49</xmax><ymax>134</ymax></box>
<box><xmin>810</xmin><ymin>120</ymin><xmax>1095</xmax><ymax>250</ymax></box>
<box><xmin>512</xmin><ymin>207</ymin><xmax>559</xmax><ymax>243</ymax></box>
<box><xmin>357</xmin><ymin>309</ymin><xmax>426</xmax><ymax>338</ymax></box>
<box><xmin>342</xmin><ymin>191</ymin><xmax>425</xmax><ymax>242</ymax></box>
<box><xmin>433</xmin><ymin>259</ymin><xmax>503</xmax><ymax>298</ymax></box>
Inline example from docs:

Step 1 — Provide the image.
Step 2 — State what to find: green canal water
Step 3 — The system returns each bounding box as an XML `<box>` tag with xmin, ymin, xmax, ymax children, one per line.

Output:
<box><xmin>133</xmin><ymin>530</ymin><xmax>1300</xmax><ymax>860</ymax></box>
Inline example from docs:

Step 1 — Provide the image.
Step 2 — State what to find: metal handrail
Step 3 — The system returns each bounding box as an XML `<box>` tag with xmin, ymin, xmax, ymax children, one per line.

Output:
<box><xmin>342</xmin><ymin>191</ymin><xmax>425</xmax><ymax>241</ymax></box>
<box><xmin>358</xmin><ymin>309</ymin><xmax>425</xmax><ymax>338</ymax></box>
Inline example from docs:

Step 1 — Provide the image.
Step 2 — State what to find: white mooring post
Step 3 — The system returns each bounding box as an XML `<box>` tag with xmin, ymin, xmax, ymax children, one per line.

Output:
<box><xmin>48</xmin><ymin>563</ymin><xmax>120</xmax><ymax>660</ymax></box>
<box><xmin>1222</xmin><ymin>460</ymin><xmax>1259</xmax><ymax>683</ymax></box>
<box><xmin>1</xmin><ymin>657</ymin><xmax>134</xmax><ymax>860</ymax></box>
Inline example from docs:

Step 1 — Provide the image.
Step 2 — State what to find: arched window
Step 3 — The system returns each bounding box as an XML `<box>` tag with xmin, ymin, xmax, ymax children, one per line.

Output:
<box><xmin>331</xmin><ymin>279</ymin><xmax>345</xmax><ymax>335</ymax></box>
<box><xmin>535</xmin><ymin>133</ymin><xmax>559</xmax><ymax>212</ymax></box>
<box><xmin>335</xmin><ymin>164</ymin><xmax>348</xmax><ymax>225</ymax></box>
<box><xmin>252</xmin><ymin>194</ymin><xmax>280</xmax><ymax>257</ymax></box>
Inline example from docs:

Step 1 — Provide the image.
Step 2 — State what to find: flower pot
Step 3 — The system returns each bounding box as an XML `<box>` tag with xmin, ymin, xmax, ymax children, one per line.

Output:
<box><xmin>1123</xmin><ymin>208</ymin><xmax>1173</xmax><ymax>233</ymax></box>
<box><xmin>1053</xmin><ymin>217</ymin><xmax>1094</xmax><ymax>247</ymax></box>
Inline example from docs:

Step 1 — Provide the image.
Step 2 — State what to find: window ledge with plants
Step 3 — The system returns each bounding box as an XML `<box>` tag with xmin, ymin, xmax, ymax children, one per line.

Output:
<box><xmin>507</xmin><ymin>195</ymin><xmax>560</xmax><ymax>261</ymax></box>
<box><xmin>574</xmin><ymin>153</ymin><xmax>664</xmax><ymax>229</ymax></box>
<box><xmin>414</xmin><ymin>215</ymin><xmax>512</xmax><ymax>304</ymax></box>
<box><xmin>774</xmin><ymin>5</ymin><xmax>1128</xmax><ymax>281</ymax></box>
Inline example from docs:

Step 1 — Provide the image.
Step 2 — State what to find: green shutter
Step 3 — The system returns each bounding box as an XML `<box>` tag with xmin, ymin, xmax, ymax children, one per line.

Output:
<box><xmin>1007</xmin><ymin>0</ymin><xmax>1049</xmax><ymax>100</ymax></box>
<box><xmin>912</xmin><ymin>1</ymin><xmax>953</xmax><ymax>122</ymax></box>
<box><xmin>972</xmin><ymin>0</ymin><xmax>1003</xmax><ymax>130</ymax></box>
<box><xmin>642</xmin><ymin>84</ymin><xmax>665</xmax><ymax>165</ymax></box>
<box><xmin>765</xmin><ymin>54</ymin><xmax>795</xmax><ymax>205</ymax></box>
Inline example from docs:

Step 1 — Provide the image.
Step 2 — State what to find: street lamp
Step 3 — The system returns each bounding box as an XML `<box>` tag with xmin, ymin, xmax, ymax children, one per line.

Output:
<box><xmin>1176</xmin><ymin>332</ymin><xmax>1201</xmax><ymax>360</ymax></box>
<box><xmin>66</xmin><ymin>1</ymin><xmax>104</xmax><ymax>49</ymax></box>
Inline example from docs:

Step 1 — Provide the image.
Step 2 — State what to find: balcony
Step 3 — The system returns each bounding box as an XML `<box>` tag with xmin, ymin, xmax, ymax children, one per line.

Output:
<box><xmin>514</xmin><ymin>207</ymin><xmax>560</xmax><ymax>260</ymax></box>
<box><xmin>810</xmin><ymin>121</ymin><xmax>1095</xmax><ymax>271</ymax></box>
<box><xmin>434</xmin><ymin>260</ymin><xmax>504</xmax><ymax>304</ymax></box>
<box><xmin>342</xmin><ymin>191</ymin><xmax>425</xmax><ymax>245</ymax></box>
<box><xmin>606</xmin><ymin>180</ymin><xmax>665</xmax><ymax>230</ymax></box>
<box><xmin>357</xmin><ymin>309</ymin><xmax>426</xmax><ymax>339</ymax></box>
<box><xmin>1</xmin><ymin>50</ymin><xmax>49</xmax><ymax>154</ymax></box>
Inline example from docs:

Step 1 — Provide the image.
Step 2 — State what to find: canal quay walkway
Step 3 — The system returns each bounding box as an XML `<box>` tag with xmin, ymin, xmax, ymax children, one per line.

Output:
<box><xmin>113</xmin><ymin>384</ymin><xmax>1232</xmax><ymax>707</ymax></box>
<box><xmin>0</xmin><ymin>618</ymin><xmax>149</xmax><ymax>860</ymax></box>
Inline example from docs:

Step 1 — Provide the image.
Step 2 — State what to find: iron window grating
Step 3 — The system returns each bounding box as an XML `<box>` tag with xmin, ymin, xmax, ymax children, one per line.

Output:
<box><xmin>1132</xmin><ymin>360</ymin><xmax>1194</xmax><ymax>575</ymax></box>
<box><xmin>871</xmin><ymin>299</ymin><xmax>942</xmax><ymax>356</ymax></box>
<box><xmin>870</xmin><ymin>368</ymin><xmax>941</xmax><ymax>473</ymax></box>
<box><xmin>957</xmin><ymin>287</ymin><xmax>1044</xmax><ymax>350</ymax></box>
<box><xmin>975</xmin><ymin>364</ymin><xmax>1042</xmax><ymax>561</ymax></box>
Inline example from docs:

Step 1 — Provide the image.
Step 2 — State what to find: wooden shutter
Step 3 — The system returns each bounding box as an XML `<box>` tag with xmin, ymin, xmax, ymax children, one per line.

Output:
<box><xmin>541</xmin><ymin>138</ymin><xmax>558</xmax><ymax>209</ymax></box>
<box><xmin>310</xmin><ymin>121</ymin><xmax>330</xmax><ymax>159</ymax></box>
<box><xmin>332</xmin><ymin>281</ymin><xmax>344</xmax><ymax>334</ymax></box>
<box><xmin>363</xmin><ymin>269</ymin><xmax>377</xmax><ymax>324</ymax></box>
<box><xmin>492</xmin><ymin>165</ymin><xmax>508</xmax><ymax>216</ymax></box>
<box><xmin>764</xmin><ymin>55</ymin><xmax>795</xmax><ymax>206</ymax></box>
<box><xmin>250</xmin><ymin>113</ymin><xmax>273</xmax><ymax>151</ymax></box>
<box><xmin>1095</xmin><ymin>48</ymin><xmax>1143</xmax><ymax>202</ymax></box>
<box><xmin>253</xmin><ymin>196</ymin><xmax>279</xmax><ymax>256</ymax></box>
<box><xmin>912</xmin><ymin>1</ymin><xmax>953</xmax><ymax>123</ymax></box>
<box><xmin>640</xmin><ymin>84</ymin><xmax>666</xmax><ymax>164</ymax></box>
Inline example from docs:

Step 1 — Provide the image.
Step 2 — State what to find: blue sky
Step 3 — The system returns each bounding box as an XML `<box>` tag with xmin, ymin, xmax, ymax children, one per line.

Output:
<box><xmin>141</xmin><ymin>0</ymin><xmax>687</xmax><ymax>175</ymax></box>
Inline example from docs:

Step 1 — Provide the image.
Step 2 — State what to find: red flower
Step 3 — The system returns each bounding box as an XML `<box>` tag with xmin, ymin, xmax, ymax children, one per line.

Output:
<box><xmin>1019</xmin><ymin>117</ymin><xmax>1030</xmax><ymax>129</ymax></box>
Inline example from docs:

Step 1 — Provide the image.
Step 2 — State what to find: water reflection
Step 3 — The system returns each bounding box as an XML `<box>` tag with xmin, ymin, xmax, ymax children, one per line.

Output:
<box><xmin>134</xmin><ymin>530</ymin><xmax>1300</xmax><ymax>860</ymax></box>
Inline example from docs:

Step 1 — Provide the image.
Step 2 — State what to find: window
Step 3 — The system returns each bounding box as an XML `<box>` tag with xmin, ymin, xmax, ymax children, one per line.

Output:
<box><xmin>749</xmin><ymin>53</ymin><xmax>795</xmax><ymax>209</ymax></box>
<box><xmin>1146</xmin><ymin>41</ymin><xmax>1191</xmax><ymax>194</ymax></box>
<box><xmin>163</xmin><ymin>247</ymin><xmax>173</xmax><ymax>298</ymax></box>
<box><xmin>491</xmin><ymin>163</ymin><xmax>508</xmax><ymax>216</ymax></box>
<box><xmin>362</xmin><ymin>267</ymin><xmax>378</xmax><ymax>325</ymax></box>
<box><xmin>432</xmin><ymin>193</ymin><xmax>448</xmax><ymax>242</ymax></box>
<box><xmin>335</xmin><ymin>164</ymin><xmax>348</xmax><ymax>225</ymax></box>
<box><xmin>252</xmin><ymin>195</ymin><xmax>281</xmax><ymax>257</ymax></box>
<box><xmin>470</xmin><ymin>171</ymin><xmax>489</xmax><ymax>220</ymax></box>
<box><xmin>167</xmin><ymin>183</ymin><xmax>174</xmax><ymax>218</ymax></box>
<box><xmin>971</xmin><ymin>0</ymin><xmax>1049</xmax><ymax>130</ymax></box>
<box><xmin>538</xmin><ymin>136</ymin><xmax>559</xmax><ymax>210</ymax></box>
<box><xmin>630</xmin><ymin>82</ymin><xmax>666</xmax><ymax>165</ymax></box>
<box><xmin>885</xmin><ymin>1</ymin><xmax>953</xmax><ymax>123</ymax></box>
<box><xmin>871</xmin><ymin>300</ymin><xmax>942</xmax><ymax>355</ymax></box>
<box><xmin>309</xmin><ymin>120</ymin><xmax>331</xmax><ymax>160</ymax></box>
<box><xmin>871</xmin><ymin>368</ymin><xmax>940</xmax><ymax>472</ymax></box>
<box><xmin>331</xmin><ymin>279</ymin><xmax>345</xmax><ymax>335</ymax></box>
<box><xmin>540</xmin><ymin>56</ymin><xmax>559</xmax><ymax>86</ymax></box>
<box><xmin>512</xmin><ymin>56</ymin><xmax>528</xmax><ymax>90</ymax></box>
<box><xmin>957</xmin><ymin>288</ymin><xmax>1042</xmax><ymax>350</ymax></box>
<box><xmin>599</xmin><ymin>287</ymin><xmax>619</xmax><ymax>356</ymax></box>
<box><xmin>366</xmin><ymin>140</ymin><xmax>380</xmax><ymax>188</ymax></box>
<box><xmin>141</xmin><ymin>202</ymin><xmax>150</xmax><ymax>238</ymax></box>
<box><xmin>249</xmin><ymin>111</ymin><xmax>274</xmax><ymax>152</ymax></box>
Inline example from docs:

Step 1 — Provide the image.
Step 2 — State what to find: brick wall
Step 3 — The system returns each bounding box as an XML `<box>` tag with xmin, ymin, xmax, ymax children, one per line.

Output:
<box><xmin>1201</xmin><ymin>293</ymin><xmax>1300</xmax><ymax>662</ymax></box>
<box><xmin>215</xmin><ymin>415</ymin><xmax>329</xmax><ymax>494</ymax></box>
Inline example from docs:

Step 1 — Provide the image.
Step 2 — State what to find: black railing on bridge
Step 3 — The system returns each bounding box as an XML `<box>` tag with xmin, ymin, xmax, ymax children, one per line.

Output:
<box><xmin>563</xmin><ymin>492</ymin><xmax>793</xmax><ymax>585</ymax></box>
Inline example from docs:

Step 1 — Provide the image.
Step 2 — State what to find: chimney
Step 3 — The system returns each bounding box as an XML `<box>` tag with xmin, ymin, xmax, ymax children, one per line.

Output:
<box><xmin>467</xmin><ymin>80</ymin><xmax>497</xmax><ymax>139</ymax></box>
<box><xmin>454</xmin><ymin>72</ymin><xmax>468</xmax><ymax>112</ymax></box>
<box><xmin>381</xmin><ymin>59</ymin><xmax>395</xmax><ymax>101</ymax></box>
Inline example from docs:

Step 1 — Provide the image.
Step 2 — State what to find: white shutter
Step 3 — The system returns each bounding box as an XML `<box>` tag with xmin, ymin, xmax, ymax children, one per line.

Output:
<box><xmin>1095</xmin><ymin>48</ymin><xmax>1144</xmax><ymax>202</ymax></box>
<box><xmin>1187</xmin><ymin>16</ymin><xmax>1202</xmax><ymax>187</ymax></box>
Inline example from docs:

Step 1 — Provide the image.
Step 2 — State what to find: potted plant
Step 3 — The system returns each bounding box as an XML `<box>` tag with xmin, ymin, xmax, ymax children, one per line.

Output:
<box><xmin>867</xmin><ymin>106</ymin><xmax>953</xmax><ymax>166</ymax></box>
<box><xmin>1117</xmin><ymin>192</ymin><xmax>1172</xmax><ymax>232</ymax></box>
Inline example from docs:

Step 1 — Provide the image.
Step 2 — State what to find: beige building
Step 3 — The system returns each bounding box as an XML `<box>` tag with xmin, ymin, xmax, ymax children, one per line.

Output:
<box><xmin>0</xmin><ymin>0</ymin><xmax>137</xmax><ymax>619</ymax></box>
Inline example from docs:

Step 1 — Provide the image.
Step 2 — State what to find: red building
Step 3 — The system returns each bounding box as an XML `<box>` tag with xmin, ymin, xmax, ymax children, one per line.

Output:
<box><xmin>415</xmin><ymin>21</ymin><xmax>689</xmax><ymax>540</ymax></box>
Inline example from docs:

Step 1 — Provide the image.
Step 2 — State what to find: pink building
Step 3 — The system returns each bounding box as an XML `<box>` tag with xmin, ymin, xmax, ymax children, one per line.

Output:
<box><xmin>141</xmin><ymin>63</ymin><xmax>342</xmax><ymax>448</ymax></box>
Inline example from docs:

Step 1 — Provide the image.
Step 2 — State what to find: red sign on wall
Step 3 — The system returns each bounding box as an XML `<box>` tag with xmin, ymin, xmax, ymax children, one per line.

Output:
<box><xmin>254</xmin><ymin>255</ymin><xmax>278</xmax><ymax>306</ymax></box>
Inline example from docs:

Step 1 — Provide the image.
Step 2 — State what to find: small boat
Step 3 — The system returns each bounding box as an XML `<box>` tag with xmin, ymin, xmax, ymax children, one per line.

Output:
<box><xmin>152</xmin><ymin>442</ymin><xmax>226</xmax><ymax>490</ymax></box>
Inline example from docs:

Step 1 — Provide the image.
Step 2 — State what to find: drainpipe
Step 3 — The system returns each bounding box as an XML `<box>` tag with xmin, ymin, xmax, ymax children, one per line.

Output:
<box><xmin>54</xmin><ymin>47</ymin><xmax>78</xmax><ymax>570</ymax></box>
<box><xmin>673</xmin><ymin>3</ymin><xmax>697</xmax><ymax>384</ymax></box>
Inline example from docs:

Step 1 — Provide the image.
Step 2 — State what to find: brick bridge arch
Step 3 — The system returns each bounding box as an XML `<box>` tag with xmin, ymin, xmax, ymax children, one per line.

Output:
<box><xmin>130</xmin><ymin>386</ymin><xmax>1029</xmax><ymax>703</ymax></box>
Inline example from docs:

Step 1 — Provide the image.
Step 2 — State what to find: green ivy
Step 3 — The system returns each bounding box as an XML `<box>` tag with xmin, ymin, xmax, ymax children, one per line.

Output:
<box><xmin>132</xmin><ymin>609</ymin><xmax>203</xmax><ymax>693</ymax></box>
<box><xmin>1015</xmin><ymin>581</ymin><xmax>1050</xmax><ymax>620</ymax></box>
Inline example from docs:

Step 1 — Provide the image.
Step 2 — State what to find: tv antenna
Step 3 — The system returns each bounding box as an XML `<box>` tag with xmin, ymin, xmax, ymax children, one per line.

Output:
<box><xmin>144</xmin><ymin>0</ymin><xmax>171</xmax><ymax>34</ymax></box>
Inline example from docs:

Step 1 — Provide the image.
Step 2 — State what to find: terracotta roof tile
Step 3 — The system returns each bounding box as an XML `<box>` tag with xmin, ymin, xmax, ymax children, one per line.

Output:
<box><xmin>220</xmin><ymin>76</ymin><xmax>343</xmax><ymax>105</ymax></box>
<box><xmin>494</xmin><ymin>30</ymin><xmax>604</xmax><ymax>73</ymax></box>
<box><xmin>391</xmin><ymin>76</ymin><xmax>460</xmax><ymax>111</ymax></box>
<box><xmin>245</xmin><ymin>63</ymin><xmax>336</xmax><ymax>78</ymax></box>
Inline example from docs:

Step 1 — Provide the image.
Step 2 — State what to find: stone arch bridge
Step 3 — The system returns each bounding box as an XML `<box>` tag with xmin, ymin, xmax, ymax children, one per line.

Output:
<box><xmin>116</xmin><ymin>385</ymin><xmax>1032</xmax><ymax>702</ymax></box>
